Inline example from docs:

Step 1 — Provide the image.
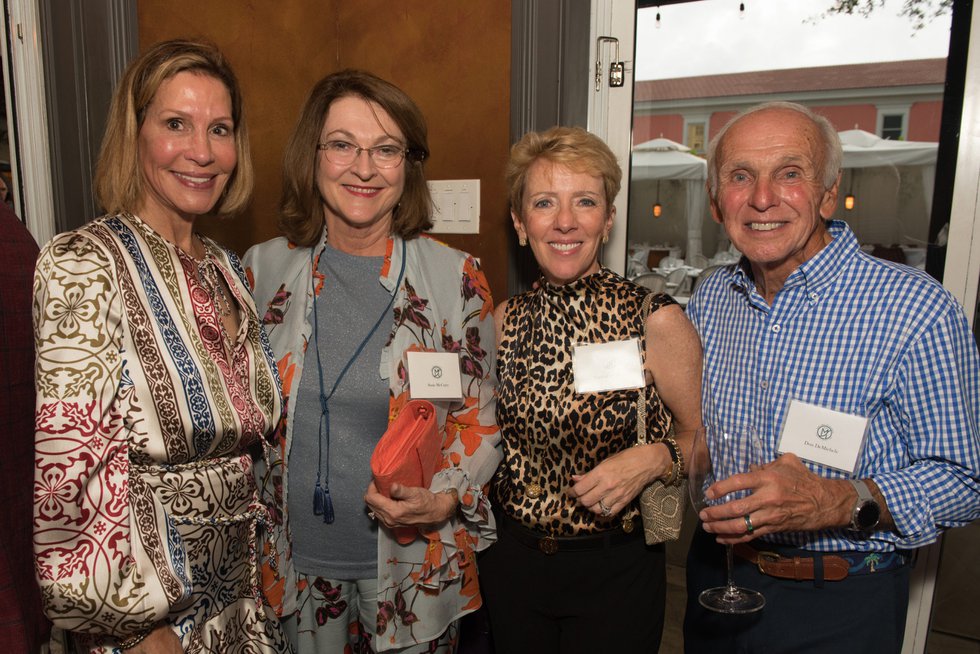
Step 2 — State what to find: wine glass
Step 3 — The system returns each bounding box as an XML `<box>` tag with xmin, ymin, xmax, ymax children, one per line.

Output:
<box><xmin>688</xmin><ymin>424</ymin><xmax>766</xmax><ymax>614</ymax></box>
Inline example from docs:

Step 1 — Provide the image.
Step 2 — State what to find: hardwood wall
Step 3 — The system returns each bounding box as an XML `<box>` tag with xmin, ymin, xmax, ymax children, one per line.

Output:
<box><xmin>138</xmin><ymin>1</ymin><xmax>512</xmax><ymax>300</ymax></box>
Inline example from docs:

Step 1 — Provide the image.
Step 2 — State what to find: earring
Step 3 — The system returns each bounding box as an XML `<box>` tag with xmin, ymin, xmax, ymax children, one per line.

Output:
<box><xmin>519</xmin><ymin>234</ymin><xmax>527</xmax><ymax>247</ymax></box>
<box><xmin>602</xmin><ymin>233</ymin><xmax>609</xmax><ymax>245</ymax></box>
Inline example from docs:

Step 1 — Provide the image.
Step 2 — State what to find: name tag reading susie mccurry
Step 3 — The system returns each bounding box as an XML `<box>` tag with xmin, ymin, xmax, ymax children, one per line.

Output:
<box><xmin>572</xmin><ymin>339</ymin><xmax>645</xmax><ymax>394</ymax></box>
<box><xmin>777</xmin><ymin>399</ymin><xmax>870</xmax><ymax>474</ymax></box>
<box><xmin>406</xmin><ymin>351</ymin><xmax>464</xmax><ymax>400</ymax></box>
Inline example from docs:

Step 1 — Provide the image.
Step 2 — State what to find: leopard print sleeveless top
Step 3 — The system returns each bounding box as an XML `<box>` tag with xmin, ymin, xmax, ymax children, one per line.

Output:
<box><xmin>493</xmin><ymin>268</ymin><xmax>676</xmax><ymax>536</ymax></box>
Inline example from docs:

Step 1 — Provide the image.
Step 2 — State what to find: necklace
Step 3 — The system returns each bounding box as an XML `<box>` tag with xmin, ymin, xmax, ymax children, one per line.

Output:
<box><xmin>181</xmin><ymin>237</ymin><xmax>238</xmax><ymax>356</ymax></box>
<box><xmin>197</xmin><ymin>253</ymin><xmax>235</xmax><ymax>321</ymax></box>
<box><xmin>125</xmin><ymin>214</ymin><xmax>236</xmax><ymax>336</ymax></box>
<box><xmin>310</xmin><ymin>239</ymin><xmax>406</xmax><ymax>523</ymax></box>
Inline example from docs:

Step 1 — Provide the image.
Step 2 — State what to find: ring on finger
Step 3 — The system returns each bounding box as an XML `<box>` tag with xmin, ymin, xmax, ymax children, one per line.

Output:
<box><xmin>598</xmin><ymin>498</ymin><xmax>612</xmax><ymax>517</ymax></box>
<box><xmin>743</xmin><ymin>513</ymin><xmax>755</xmax><ymax>535</ymax></box>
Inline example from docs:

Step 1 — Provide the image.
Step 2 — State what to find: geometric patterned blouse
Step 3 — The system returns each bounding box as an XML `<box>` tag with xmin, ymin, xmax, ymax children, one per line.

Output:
<box><xmin>33</xmin><ymin>213</ymin><xmax>287</xmax><ymax>652</ymax></box>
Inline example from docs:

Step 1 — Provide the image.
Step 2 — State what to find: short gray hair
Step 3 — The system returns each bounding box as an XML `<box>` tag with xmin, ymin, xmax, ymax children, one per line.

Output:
<box><xmin>705</xmin><ymin>101</ymin><xmax>842</xmax><ymax>199</ymax></box>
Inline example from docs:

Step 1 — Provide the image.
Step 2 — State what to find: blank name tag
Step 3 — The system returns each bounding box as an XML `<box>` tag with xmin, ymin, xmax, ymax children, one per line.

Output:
<box><xmin>572</xmin><ymin>339</ymin><xmax>645</xmax><ymax>394</ymax></box>
<box><xmin>777</xmin><ymin>399</ymin><xmax>869</xmax><ymax>474</ymax></box>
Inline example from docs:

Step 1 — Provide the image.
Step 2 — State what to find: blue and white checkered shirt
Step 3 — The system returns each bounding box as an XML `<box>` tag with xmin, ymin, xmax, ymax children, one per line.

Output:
<box><xmin>687</xmin><ymin>220</ymin><xmax>980</xmax><ymax>553</ymax></box>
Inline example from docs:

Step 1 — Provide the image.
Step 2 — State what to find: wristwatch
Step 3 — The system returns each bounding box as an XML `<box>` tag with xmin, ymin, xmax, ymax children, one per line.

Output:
<box><xmin>848</xmin><ymin>479</ymin><xmax>881</xmax><ymax>531</ymax></box>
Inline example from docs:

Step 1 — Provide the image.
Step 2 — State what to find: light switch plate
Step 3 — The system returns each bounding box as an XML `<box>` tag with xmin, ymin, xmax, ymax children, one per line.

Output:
<box><xmin>428</xmin><ymin>179</ymin><xmax>480</xmax><ymax>234</ymax></box>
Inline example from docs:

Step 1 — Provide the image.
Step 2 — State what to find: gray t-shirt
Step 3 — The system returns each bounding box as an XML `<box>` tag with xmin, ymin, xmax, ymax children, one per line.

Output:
<box><xmin>288</xmin><ymin>243</ymin><xmax>392</xmax><ymax>580</ymax></box>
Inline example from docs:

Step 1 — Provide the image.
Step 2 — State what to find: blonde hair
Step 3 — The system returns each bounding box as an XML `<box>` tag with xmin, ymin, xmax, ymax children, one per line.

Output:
<box><xmin>94</xmin><ymin>39</ymin><xmax>253</xmax><ymax>217</ymax></box>
<box><xmin>506</xmin><ymin>126</ymin><xmax>621</xmax><ymax>217</ymax></box>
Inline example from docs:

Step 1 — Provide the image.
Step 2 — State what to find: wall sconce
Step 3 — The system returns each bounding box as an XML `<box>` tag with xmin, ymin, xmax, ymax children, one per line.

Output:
<box><xmin>653</xmin><ymin>181</ymin><xmax>663</xmax><ymax>217</ymax></box>
<box><xmin>844</xmin><ymin>172</ymin><xmax>856</xmax><ymax>211</ymax></box>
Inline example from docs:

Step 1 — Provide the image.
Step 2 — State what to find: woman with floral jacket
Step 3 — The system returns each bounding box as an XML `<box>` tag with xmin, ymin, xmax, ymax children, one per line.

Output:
<box><xmin>243</xmin><ymin>70</ymin><xmax>499</xmax><ymax>653</ymax></box>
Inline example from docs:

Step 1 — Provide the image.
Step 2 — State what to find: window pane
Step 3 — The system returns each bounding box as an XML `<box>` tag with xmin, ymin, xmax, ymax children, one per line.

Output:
<box><xmin>628</xmin><ymin>0</ymin><xmax>952</xmax><ymax>288</ymax></box>
<box><xmin>881</xmin><ymin>114</ymin><xmax>905</xmax><ymax>140</ymax></box>
<box><xmin>686</xmin><ymin>123</ymin><xmax>705</xmax><ymax>153</ymax></box>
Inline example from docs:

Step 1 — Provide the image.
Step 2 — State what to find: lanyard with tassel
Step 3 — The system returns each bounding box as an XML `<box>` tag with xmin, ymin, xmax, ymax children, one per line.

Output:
<box><xmin>310</xmin><ymin>240</ymin><xmax>406</xmax><ymax>523</ymax></box>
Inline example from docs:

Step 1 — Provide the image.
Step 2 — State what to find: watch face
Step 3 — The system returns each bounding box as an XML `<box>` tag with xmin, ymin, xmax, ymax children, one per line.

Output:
<box><xmin>855</xmin><ymin>501</ymin><xmax>881</xmax><ymax>530</ymax></box>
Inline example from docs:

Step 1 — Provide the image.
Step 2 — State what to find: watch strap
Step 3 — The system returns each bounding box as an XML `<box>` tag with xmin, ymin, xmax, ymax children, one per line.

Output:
<box><xmin>849</xmin><ymin>478</ymin><xmax>874</xmax><ymax>503</ymax></box>
<box><xmin>848</xmin><ymin>479</ymin><xmax>880</xmax><ymax>531</ymax></box>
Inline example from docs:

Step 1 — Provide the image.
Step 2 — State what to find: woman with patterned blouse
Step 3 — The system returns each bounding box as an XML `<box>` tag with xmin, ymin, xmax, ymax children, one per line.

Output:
<box><xmin>480</xmin><ymin>126</ymin><xmax>703</xmax><ymax>652</ymax></box>
<box><xmin>243</xmin><ymin>70</ymin><xmax>499</xmax><ymax>653</ymax></box>
<box><xmin>32</xmin><ymin>41</ymin><xmax>288</xmax><ymax>653</ymax></box>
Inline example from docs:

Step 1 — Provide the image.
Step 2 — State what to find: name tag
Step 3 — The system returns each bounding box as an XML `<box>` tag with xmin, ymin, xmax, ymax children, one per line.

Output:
<box><xmin>572</xmin><ymin>339</ymin><xmax>645</xmax><ymax>394</ymax></box>
<box><xmin>406</xmin><ymin>351</ymin><xmax>463</xmax><ymax>400</ymax></box>
<box><xmin>777</xmin><ymin>399</ymin><xmax>869</xmax><ymax>474</ymax></box>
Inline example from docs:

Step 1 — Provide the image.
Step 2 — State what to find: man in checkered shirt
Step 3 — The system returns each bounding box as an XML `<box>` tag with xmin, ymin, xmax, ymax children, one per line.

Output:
<box><xmin>683</xmin><ymin>101</ymin><xmax>980</xmax><ymax>653</ymax></box>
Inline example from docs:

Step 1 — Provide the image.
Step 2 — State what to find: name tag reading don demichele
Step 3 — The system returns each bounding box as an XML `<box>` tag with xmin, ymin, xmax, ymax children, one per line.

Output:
<box><xmin>572</xmin><ymin>339</ymin><xmax>645</xmax><ymax>394</ymax></box>
<box><xmin>406</xmin><ymin>351</ymin><xmax>463</xmax><ymax>400</ymax></box>
<box><xmin>777</xmin><ymin>399</ymin><xmax>869</xmax><ymax>474</ymax></box>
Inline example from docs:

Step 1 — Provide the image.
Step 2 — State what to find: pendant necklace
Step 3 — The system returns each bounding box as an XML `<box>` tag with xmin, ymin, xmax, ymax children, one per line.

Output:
<box><xmin>310</xmin><ymin>239</ymin><xmax>406</xmax><ymax>523</ymax></box>
<box><xmin>196</xmin><ymin>247</ymin><xmax>237</xmax><ymax>354</ymax></box>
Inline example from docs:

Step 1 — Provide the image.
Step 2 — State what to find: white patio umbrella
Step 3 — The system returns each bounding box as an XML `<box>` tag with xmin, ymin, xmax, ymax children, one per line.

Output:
<box><xmin>630</xmin><ymin>137</ymin><xmax>709</xmax><ymax>263</ymax></box>
<box><xmin>839</xmin><ymin>129</ymin><xmax>938</xmax><ymax>217</ymax></box>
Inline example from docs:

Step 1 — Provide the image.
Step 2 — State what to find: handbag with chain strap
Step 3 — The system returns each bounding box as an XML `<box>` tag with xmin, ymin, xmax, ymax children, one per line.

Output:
<box><xmin>636</xmin><ymin>292</ymin><xmax>686</xmax><ymax>545</ymax></box>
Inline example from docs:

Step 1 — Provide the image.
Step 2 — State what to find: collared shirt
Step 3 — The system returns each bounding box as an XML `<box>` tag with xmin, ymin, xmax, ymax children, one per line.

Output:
<box><xmin>687</xmin><ymin>220</ymin><xmax>980</xmax><ymax>553</ymax></box>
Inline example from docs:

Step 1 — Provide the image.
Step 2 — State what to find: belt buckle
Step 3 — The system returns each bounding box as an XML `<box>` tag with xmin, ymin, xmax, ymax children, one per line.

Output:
<box><xmin>539</xmin><ymin>536</ymin><xmax>558</xmax><ymax>555</ymax></box>
<box><xmin>756</xmin><ymin>550</ymin><xmax>782</xmax><ymax>575</ymax></box>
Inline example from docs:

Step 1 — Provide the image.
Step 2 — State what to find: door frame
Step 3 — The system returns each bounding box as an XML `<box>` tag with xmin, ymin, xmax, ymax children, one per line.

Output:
<box><xmin>945</xmin><ymin>1</ymin><xmax>980</xmax><ymax>325</ymax></box>
<box><xmin>589</xmin><ymin>0</ymin><xmax>635</xmax><ymax>277</ymax></box>
<box><xmin>3</xmin><ymin>0</ymin><xmax>56</xmax><ymax>245</ymax></box>
<box><xmin>2</xmin><ymin>0</ymin><xmax>138</xmax><ymax>245</ymax></box>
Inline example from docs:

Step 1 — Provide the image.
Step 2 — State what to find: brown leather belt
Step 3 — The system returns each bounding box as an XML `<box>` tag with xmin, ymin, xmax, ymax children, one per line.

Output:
<box><xmin>497</xmin><ymin>513</ymin><xmax>641</xmax><ymax>555</ymax></box>
<box><xmin>733</xmin><ymin>543</ymin><xmax>850</xmax><ymax>581</ymax></box>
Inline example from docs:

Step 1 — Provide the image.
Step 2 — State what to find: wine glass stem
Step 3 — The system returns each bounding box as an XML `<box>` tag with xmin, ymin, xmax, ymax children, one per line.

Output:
<box><xmin>725</xmin><ymin>544</ymin><xmax>737</xmax><ymax>591</ymax></box>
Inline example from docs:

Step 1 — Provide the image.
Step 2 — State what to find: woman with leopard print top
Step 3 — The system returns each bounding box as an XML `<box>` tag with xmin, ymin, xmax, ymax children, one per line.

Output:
<box><xmin>479</xmin><ymin>126</ymin><xmax>703</xmax><ymax>653</ymax></box>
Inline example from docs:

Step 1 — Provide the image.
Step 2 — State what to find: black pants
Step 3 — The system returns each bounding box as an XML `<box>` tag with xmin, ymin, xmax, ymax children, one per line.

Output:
<box><xmin>478</xmin><ymin>521</ymin><xmax>666</xmax><ymax>654</ymax></box>
<box><xmin>684</xmin><ymin>525</ymin><xmax>910</xmax><ymax>654</ymax></box>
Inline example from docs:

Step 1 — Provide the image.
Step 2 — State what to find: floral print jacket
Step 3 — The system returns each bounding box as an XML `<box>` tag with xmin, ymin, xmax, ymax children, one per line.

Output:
<box><xmin>243</xmin><ymin>232</ymin><xmax>500</xmax><ymax>651</ymax></box>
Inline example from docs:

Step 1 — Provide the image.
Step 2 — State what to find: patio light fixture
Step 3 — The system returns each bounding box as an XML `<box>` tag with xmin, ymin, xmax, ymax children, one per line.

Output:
<box><xmin>653</xmin><ymin>180</ymin><xmax>663</xmax><ymax>217</ymax></box>
<box><xmin>845</xmin><ymin>171</ymin><xmax>856</xmax><ymax>211</ymax></box>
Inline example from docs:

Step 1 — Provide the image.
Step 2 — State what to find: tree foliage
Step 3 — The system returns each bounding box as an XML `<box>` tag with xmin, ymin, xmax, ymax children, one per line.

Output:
<box><xmin>824</xmin><ymin>0</ymin><xmax>953</xmax><ymax>30</ymax></box>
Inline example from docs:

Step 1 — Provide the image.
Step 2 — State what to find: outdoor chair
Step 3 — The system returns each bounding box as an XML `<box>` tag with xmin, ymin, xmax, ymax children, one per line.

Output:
<box><xmin>692</xmin><ymin>265</ymin><xmax>723</xmax><ymax>293</ymax></box>
<box><xmin>632</xmin><ymin>272</ymin><xmax>669</xmax><ymax>294</ymax></box>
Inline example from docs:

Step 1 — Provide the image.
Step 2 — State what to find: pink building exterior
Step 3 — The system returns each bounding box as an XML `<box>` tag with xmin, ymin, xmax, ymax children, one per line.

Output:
<box><xmin>633</xmin><ymin>59</ymin><xmax>946</xmax><ymax>151</ymax></box>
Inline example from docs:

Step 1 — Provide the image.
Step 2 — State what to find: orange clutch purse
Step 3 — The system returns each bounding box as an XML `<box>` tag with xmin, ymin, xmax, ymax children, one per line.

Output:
<box><xmin>370</xmin><ymin>400</ymin><xmax>442</xmax><ymax>543</ymax></box>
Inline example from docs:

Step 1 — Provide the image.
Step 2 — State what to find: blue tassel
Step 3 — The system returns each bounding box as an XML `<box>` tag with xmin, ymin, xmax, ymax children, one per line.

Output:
<box><xmin>321</xmin><ymin>489</ymin><xmax>335</xmax><ymax>524</ymax></box>
<box><xmin>313</xmin><ymin>479</ymin><xmax>326</xmax><ymax>516</ymax></box>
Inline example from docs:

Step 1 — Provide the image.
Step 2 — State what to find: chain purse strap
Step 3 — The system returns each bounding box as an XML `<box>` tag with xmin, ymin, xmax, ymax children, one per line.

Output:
<box><xmin>636</xmin><ymin>292</ymin><xmax>654</xmax><ymax>446</ymax></box>
<box><xmin>636</xmin><ymin>291</ymin><xmax>684</xmax><ymax>481</ymax></box>
<box><xmin>636</xmin><ymin>291</ymin><xmax>685</xmax><ymax>545</ymax></box>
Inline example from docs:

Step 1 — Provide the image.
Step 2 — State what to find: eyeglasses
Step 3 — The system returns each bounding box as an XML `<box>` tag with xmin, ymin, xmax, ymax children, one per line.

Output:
<box><xmin>316</xmin><ymin>140</ymin><xmax>418</xmax><ymax>168</ymax></box>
